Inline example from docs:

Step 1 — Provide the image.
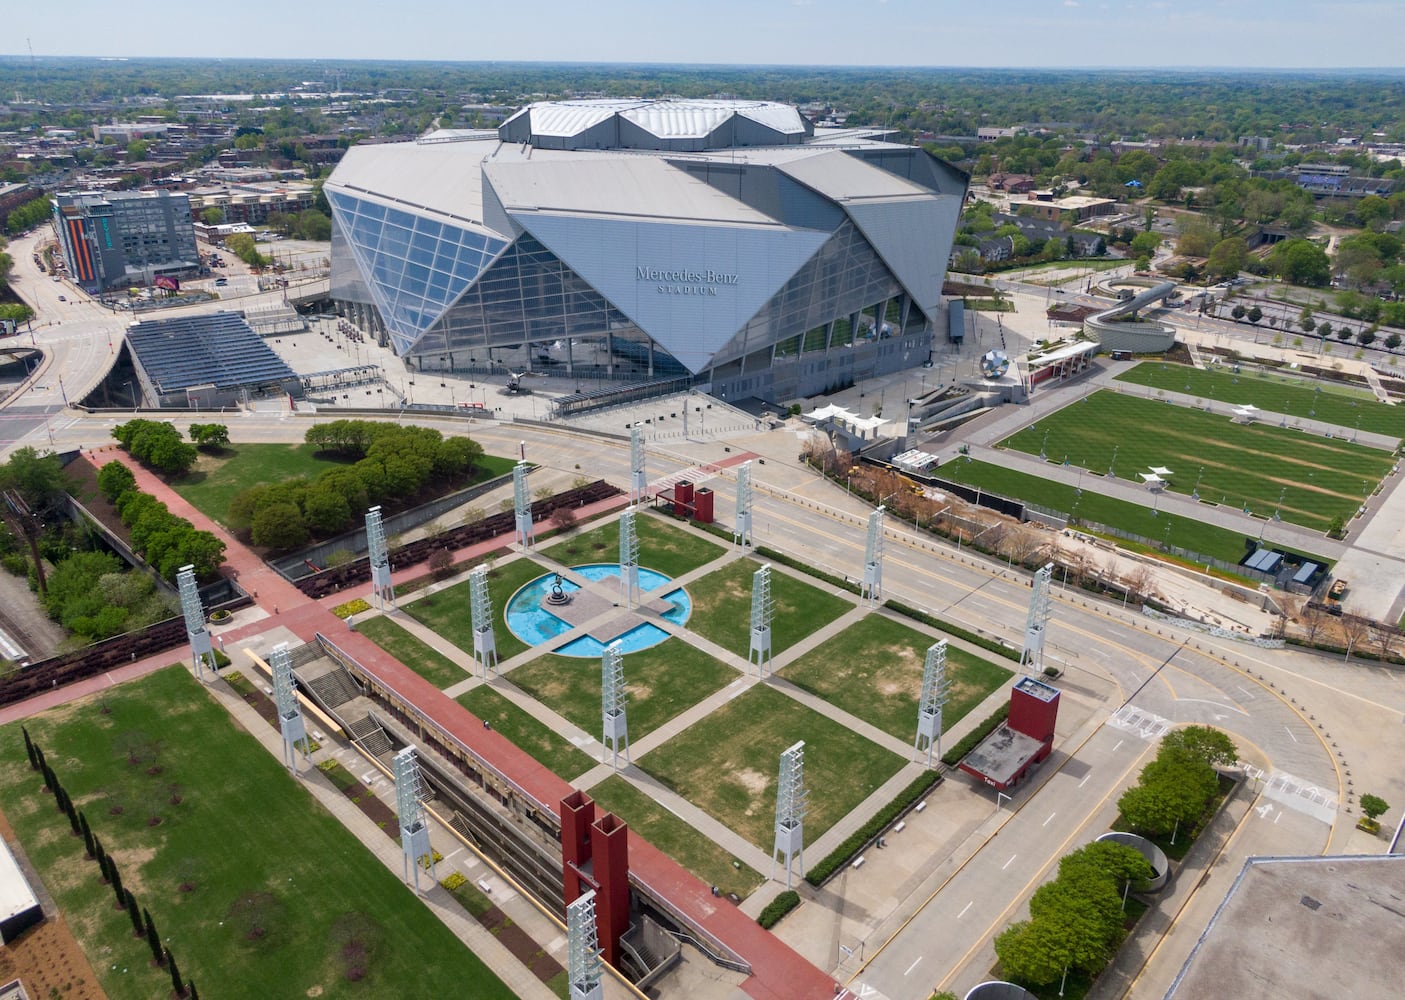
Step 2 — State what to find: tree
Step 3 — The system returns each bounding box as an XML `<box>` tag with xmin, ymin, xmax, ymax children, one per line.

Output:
<box><xmin>1161</xmin><ymin>725</ymin><xmax>1238</xmax><ymax>768</ymax></box>
<box><xmin>1341</xmin><ymin>613</ymin><xmax>1370</xmax><ymax>660</ymax></box>
<box><xmin>995</xmin><ymin>919</ymin><xmax>1069</xmax><ymax>987</ymax></box>
<box><xmin>1318</xmin><ymin>321</ymin><xmax>1333</xmax><ymax>339</ymax></box>
<box><xmin>250</xmin><ymin>502</ymin><xmax>309</xmax><ymax>549</ymax></box>
<box><xmin>21</xmin><ymin>726</ymin><xmax>37</xmax><ymax>770</ymax></box>
<box><xmin>1206</xmin><ymin>237</ymin><xmax>1249</xmax><ymax>280</ymax></box>
<box><xmin>144</xmin><ymin>907</ymin><xmax>165</xmax><ymax>966</ymax></box>
<box><xmin>1129</xmin><ymin>231</ymin><xmax>1160</xmax><ymax>258</ymax></box>
<box><xmin>200</xmin><ymin>206</ymin><xmax>224</xmax><ymax>226</ymax></box>
<box><xmin>97</xmin><ymin>461</ymin><xmax>137</xmax><ymax>504</ymax></box>
<box><xmin>0</xmin><ymin>446</ymin><xmax>70</xmax><ymax>515</ymax></box>
<box><xmin>428</xmin><ymin>548</ymin><xmax>453</xmax><ymax>578</ymax></box>
<box><xmin>1298</xmin><ymin>307</ymin><xmax>1315</xmax><ymax>332</ymax></box>
<box><xmin>1247</xmin><ymin>305</ymin><xmax>1263</xmax><ymax>325</ymax></box>
<box><xmin>187</xmin><ymin>424</ymin><xmax>230</xmax><ymax>451</ymax></box>
<box><xmin>1231</xmin><ymin>304</ymin><xmax>1247</xmax><ymax>320</ymax></box>
<box><xmin>124</xmin><ymin>888</ymin><xmax>143</xmax><ymax>936</ymax></box>
<box><xmin>1269</xmin><ymin>238</ymin><xmax>1331</xmax><ymax>286</ymax></box>
<box><xmin>1360</xmin><ymin>794</ymin><xmax>1389</xmax><ymax>822</ymax></box>
<box><xmin>166</xmin><ymin>948</ymin><xmax>185</xmax><ymax>997</ymax></box>
<box><xmin>125</xmin><ymin>139</ymin><xmax>149</xmax><ymax>162</ymax></box>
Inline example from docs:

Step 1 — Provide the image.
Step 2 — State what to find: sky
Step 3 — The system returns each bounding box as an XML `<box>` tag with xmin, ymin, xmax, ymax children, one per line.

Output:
<box><xmin>6</xmin><ymin>1</ymin><xmax>1405</xmax><ymax>69</ymax></box>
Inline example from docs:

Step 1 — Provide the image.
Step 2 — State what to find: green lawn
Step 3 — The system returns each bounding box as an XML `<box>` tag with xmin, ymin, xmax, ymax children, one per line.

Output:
<box><xmin>687</xmin><ymin>558</ymin><xmax>855</xmax><ymax>658</ymax></box>
<box><xmin>172</xmin><ymin>443</ymin><xmax>354</xmax><ymax>522</ymax></box>
<box><xmin>937</xmin><ymin>458</ymin><xmax>1327</xmax><ymax>566</ymax></box>
<box><xmin>638</xmin><ymin>685</ymin><xmax>904</xmax><ymax>849</ymax></box>
<box><xmin>1003</xmin><ymin>390</ymin><xmax>1391</xmax><ymax>532</ymax></box>
<box><xmin>455</xmin><ymin>686</ymin><xmax>595</xmax><ymax>781</ymax></box>
<box><xmin>406</xmin><ymin>558</ymin><xmax>547</xmax><ymax>662</ymax></box>
<box><xmin>0</xmin><ymin>666</ymin><xmax>517</xmax><ymax>1000</ymax></box>
<box><xmin>779</xmin><ymin>614</ymin><xmax>1012</xmax><ymax>742</ymax></box>
<box><xmin>1115</xmin><ymin>360</ymin><xmax>1403</xmax><ymax>438</ymax></box>
<box><xmin>507</xmin><ymin>639</ymin><xmax>738</xmax><ymax>741</ymax></box>
<box><xmin>355</xmin><ymin>615</ymin><xmax>467</xmax><ymax>689</ymax></box>
<box><xmin>586</xmin><ymin>775</ymin><xmax>763</xmax><ymax>900</ymax></box>
<box><xmin>542</xmin><ymin>510</ymin><xmax>726</xmax><ymax>579</ymax></box>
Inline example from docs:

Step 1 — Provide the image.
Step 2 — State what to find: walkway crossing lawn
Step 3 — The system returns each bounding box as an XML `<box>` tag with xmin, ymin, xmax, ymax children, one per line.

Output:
<box><xmin>1002</xmin><ymin>390</ymin><xmax>1392</xmax><ymax>532</ymax></box>
<box><xmin>687</xmin><ymin>558</ymin><xmax>855</xmax><ymax>659</ymax></box>
<box><xmin>355</xmin><ymin>615</ymin><xmax>466</xmax><ymax>689</ymax></box>
<box><xmin>937</xmin><ymin>459</ymin><xmax>1326</xmax><ymax>566</ymax></box>
<box><xmin>0</xmin><ymin>666</ymin><xmax>517</xmax><ymax>1000</ymax></box>
<box><xmin>405</xmin><ymin>557</ymin><xmax>547</xmax><ymax>662</ymax></box>
<box><xmin>1114</xmin><ymin>361</ymin><xmax>1405</xmax><ymax>438</ymax></box>
<box><xmin>506</xmin><ymin>639</ymin><xmax>737</xmax><ymax>741</ymax></box>
<box><xmin>455</xmin><ymin>685</ymin><xmax>595</xmax><ymax>782</ymax></box>
<box><xmin>639</xmin><ymin>685</ymin><xmax>905</xmax><ymax>850</ymax></box>
<box><xmin>778</xmin><ymin>614</ymin><xmax>1013</xmax><ymax>742</ymax></box>
<box><xmin>585</xmin><ymin>775</ymin><xmax>764</xmax><ymax>901</ymax></box>
<box><xmin>541</xmin><ymin>510</ymin><xmax>725</xmax><ymax>578</ymax></box>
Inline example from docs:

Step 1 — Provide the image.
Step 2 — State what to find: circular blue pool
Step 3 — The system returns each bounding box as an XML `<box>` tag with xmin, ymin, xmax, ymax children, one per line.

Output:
<box><xmin>504</xmin><ymin>564</ymin><xmax>691</xmax><ymax>657</ymax></box>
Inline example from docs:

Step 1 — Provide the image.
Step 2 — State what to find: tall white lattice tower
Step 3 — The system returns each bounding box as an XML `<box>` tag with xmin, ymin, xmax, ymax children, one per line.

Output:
<box><xmin>618</xmin><ymin>508</ymin><xmax>640</xmax><ymax>608</ymax></box>
<box><xmin>862</xmin><ymin>505</ymin><xmax>886</xmax><ymax>604</ymax></box>
<box><xmin>734</xmin><ymin>461</ymin><xmax>753</xmax><ymax>548</ymax></box>
<box><xmin>177</xmin><ymin>564</ymin><xmax>215</xmax><ymax>680</ymax></box>
<box><xmin>749</xmin><ymin>563</ymin><xmax>774</xmax><ymax>676</ymax></box>
<box><xmin>915</xmin><ymin>640</ymin><xmax>951</xmax><ymax>767</ymax></box>
<box><xmin>1021</xmin><ymin>562</ymin><xmax>1054</xmax><ymax>672</ymax></box>
<box><xmin>629</xmin><ymin>426</ymin><xmax>647</xmax><ymax>504</ymax></box>
<box><xmin>601</xmin><ymin>642</ymin><xmax>629</xmax><ymax>769</ymax></box>
<box><xmin>513</xmin><ymin>461</ymin><xmax>535</xmax><ymax>551</ymax></box>
<box><xmin>394</xmin><ymin>747</ymin><xmax>435</xmax><ymax>892</ymax></box>
<box><xmin>366</xmin><ymin>505</ymin><xmax>395</xmax><ymax>610</ymax></box>
<box><xmin>269</xmin><ymin>642</ymin><xmax>308</xmax><ymax>771</ymax></box>
<box><xmin>772</xmin><ymin>740</ymin><xmax>808</xmax><ymax>888</ymax></box>
<box><xmin>566</xmin><ymin>889</ymin><xmax>604</xmax><ymax>1000</ymax></box>
<box><xmin>469</xmin><ymin>565</ymin><xmax>497</xmax><ymax>678</ymax></box>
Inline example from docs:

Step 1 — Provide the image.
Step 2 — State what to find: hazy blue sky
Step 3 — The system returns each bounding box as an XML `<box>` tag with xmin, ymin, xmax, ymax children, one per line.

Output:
<box><xmin>7</xmin><ymin>1</ymin><xmax>1404</xmax><ymax>69</ymax></box>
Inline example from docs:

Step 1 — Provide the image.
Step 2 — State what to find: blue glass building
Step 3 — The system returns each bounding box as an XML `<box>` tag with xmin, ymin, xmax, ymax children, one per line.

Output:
<box><xmin>325</xmin><ymin>99</ymin><xmax>967</xmax><ymax>401</ymax></box>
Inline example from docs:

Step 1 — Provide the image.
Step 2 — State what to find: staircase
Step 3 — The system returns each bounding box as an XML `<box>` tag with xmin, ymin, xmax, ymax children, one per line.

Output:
<box><xmin>347</xmin><ymin>716</ymin><xmax>393</xmax><ymax>758</ymax></box>
<box><xmin>303</xmin><ymin>667</ymin><xmax>362</xmax><ymax>709</ymax></box>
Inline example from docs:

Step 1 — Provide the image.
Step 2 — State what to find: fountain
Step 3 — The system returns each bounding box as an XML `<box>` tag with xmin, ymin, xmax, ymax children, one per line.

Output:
<box><xmin>544</xmin><ymin>573</ymin><xmax>572</xmax><ymax>607</ymax></box>
<box><xmin>505</xmin><ymin>565</ymin><xmax>692</xmax><ymax>658</ymax></box>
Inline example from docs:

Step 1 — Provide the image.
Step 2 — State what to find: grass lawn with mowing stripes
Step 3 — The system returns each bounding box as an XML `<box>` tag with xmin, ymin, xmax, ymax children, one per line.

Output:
<box><xmin>0</xmin><ymin>665</ymin><xmax>517</xmax><ymax>1000</ymax></box>
<box><xmin>405</xmin><ymin>557</ymin><xmax>547</xmax><ymax>662</ymax></box>
<box><xmin>687</xmin><ymin>558</ymin><xmax>855</xmax><ymax>659</ymax></box>
<box><xmin>585</xmin><ymin>775</ymin><xmax>763</xmax><ymax>900</ymax></box>
<box><xmin>506</xmin><ymin>638</ymin><xmax>737</xmax><ymax>742</ymax></box>
<box><xmin>1005</xmin><ymin>390</ymin><xmax>1390</xmax><ymax>532</ymax></box>
<box><xmin>455</xmin><ymin>685</ymin><xmax>595</xmax><ymax>781</ymax></box>
<box><xmin>173</xmin><ymin>443</ymin><xmax>354</xmax><ymax>522</ymax></box>
<box><xmin>541</xmin><ymin>510</ymin><xmax>726</xmax><ymax>579</ymax></box>
<box><xmin>1114</xmin><ymin>361</ymin><xmax>1403</xmax><ymax>438</ymax></box>
<box><xmin>638</xmin><ymin>685</ymin><xmax>904</xmax><ymax>849</ymax></box>
<box><xmin>354</xmin><ymin>616</ymin><xmax>467</xmax><ymax>689</ymax></box>
<box><xmin>779</xmin><ymin>613</ymin><xmax>1013</xmax><ymax>742</ymax></box>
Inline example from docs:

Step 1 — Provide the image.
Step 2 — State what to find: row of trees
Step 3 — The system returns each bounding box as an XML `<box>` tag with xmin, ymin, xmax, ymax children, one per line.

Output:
<box><xmin>1118</xmin><ymin>727</ymin><xmax>1236</xmax><ymax>839</ymax></box>
<box><xmin>43</xmin><ymin>550</ymin><xmax>177</xmax><ymax>646</ymax></box>
<box><xmin>22</xmin><ymin>727</ymin><xmax>200</xmax><ymax>999</ymax></box>
<box><xmin>230</xmin><ymin>421</ymin><xmax>485</xmax><ymax>549</ymax></box>
<box><xmin>2</xmin><ymin>194</ymin><xmax>49</xmax><ymax>236</ymax></box>
<box><xmin>98</xmin><ymin>461</ymin><xmax>226</xmax><ymax>581</ymax></box>
<box><xmin>113</xmin><ymin>420</ymin><xmax>199</xmax><ymax>476</ymax></box>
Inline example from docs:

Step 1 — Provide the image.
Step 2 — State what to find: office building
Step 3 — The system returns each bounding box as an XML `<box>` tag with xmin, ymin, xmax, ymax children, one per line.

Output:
<box><xmin>52</xmin><ymin>190</ymin><xmax>201</xmax><ymax>292</ymax></box>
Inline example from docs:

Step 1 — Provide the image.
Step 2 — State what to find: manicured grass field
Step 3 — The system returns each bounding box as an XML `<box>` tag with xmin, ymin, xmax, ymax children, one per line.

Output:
<box><xmin>507</xmin><ymin>639</ymin><xmax>738</xmax><ymax>741</ymax></box>
<box><xmin>455</xmin><ymin>685</ymin><xmax>596</xmax><ymax>781</ymax></box>
<box><xmin>937</xmin><ymin>458</ymin><xmax>1326</xmax><ymax>565</ymax></box>
<box><xmin>0</xmin><ymin>666</ymin><xmax>517</xmax><ymax>1000</ymax></box>
<box><xmin>639</xmin><ymin>685</ymin><xmax>904</xmax><ymax>849</ymax></box>
<box><xmin>687</xmin><ymin>558</ymin><xmax>855</xmax><ymax>658</ymax></box>
<box><xmin>585</xmin><ymin>775</ymin><xmax>763</xmax><ymax>900</ymax></box>
<box><xmin>541</xmin><ymin>510</ymin><xmax>726</xmax><ymax>579</ymax></box>
<box><xmin>1003</xmin><ymin>390</ymin><xmax>1391</xmax><ymax>531</ymax></box>
<box><xmin>1114</xmin><ymin>360</ymin><xmax>1402</xmax><ymax>438</ymax></box>
<box><xmin>355</xmin><ymin>616</ymin><xmax>466</xmax><ymax>689</ymax></box>
<box><xmin>405</xmin><ymin>557</ymin><xmax>547</xmax><ymax>662</ymax></box>
<box><xmin>779</xmin><ymin>614</ymin><xmax>1013</xmax><ymax>742</ymax></box>
<box><xmin>173</xmin><ymin>443</ymin><xmax>354</xmax><ymax>522</ymax></box>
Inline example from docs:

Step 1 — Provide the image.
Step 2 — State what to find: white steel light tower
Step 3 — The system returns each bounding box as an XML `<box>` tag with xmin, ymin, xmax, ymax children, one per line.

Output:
<box><xmin>601</xmin><ymin>642</ymin><xmax>629</xmax><ymax>769</ymax></box>
<box><xmin>469</xmin><ymin>565</ymin><xmax>497</xmax><ymax>678</ymax></box>
<box><xmin>772</xmin><ymin>740</ymin><xmax>808</xmax><ymax>888</ymax></box>
<box><xmin>366</xmin><ymin>506</ymin><xmax>395</xmax><ymax>610</ymax></box>
<box><xmin>269</xmin><ymin>642</ymin><xmax>308</xmax><ymax>771</ymax></box>
<box><xmin>1021</xmin><ymin>562</ymin><xmax>1054</xmax><ymax>672</ymax></box>
<box><xmin>394</xmin><ymin>747</ymin><xmax>435</xmax><ymax>892</ymax></box>
<box><xmin>862</xmin><ymin>505</ymin><xmax>886</xmax><ymax>604</ymax></box>
<box><xmin>915</xmin><ymin>640</ymin><xmax>951</xmax><ymax>767</ymax></box>
<box><xmin>513</xmin><ymin>461</ymin><xmax>535</xmax><ymax>551</ymax></box>
<box><xmin>566</xmin><ymin>889</ymin><xmax>604</xmax><ymax>1000</ymax></box>
<box><xmin>749</xmin><ymin>563</ymin><xmax>774</xmax><ymax>676</ymax></box>
<box><xmin>734</xmin><ymin>460</ymin><xmax>753</xmax><ymax>548</ymax></box>
<box><xmin>177</xmin><ymin>564</ymin><xmax>215</xmax><ymax>680</ymax></box>
<box><xmin>629</xmin><ymin>426</ymin><xmax>647</xmax><ymax>504</ymax></box>
<box><xmin>619</xmin><ymin>508</ymin><xmax>640</xmax><ymax>608</ymax></box>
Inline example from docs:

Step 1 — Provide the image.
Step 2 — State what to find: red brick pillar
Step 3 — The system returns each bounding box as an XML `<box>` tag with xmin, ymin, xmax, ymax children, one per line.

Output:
<box><xmin>592</xmin><ymin>812</ymin><xmax>630</xmax><ymax>968</ymax></box>
<box><xmin>560</xmin><ymin>790</ymin><xmax>595</xmax><ymax>907</ymax></box>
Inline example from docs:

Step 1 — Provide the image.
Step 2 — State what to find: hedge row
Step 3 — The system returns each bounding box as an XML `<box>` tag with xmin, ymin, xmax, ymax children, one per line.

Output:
<box><xmin>940</xmin><ymin>704</ymin><xmax>1011</xmax><ymax>769</ymax></box>
<box><xmin>1284</xmin><ymin>635</ymin><xmax>1405</xmax><ymax>666</ymax></box>
<box><xmin>805</xmin><ymin>770</ymin><xmax>942</xmax><ymax>887</ymax></box>
<box><xmin>884</xmin><ymin>599</ymin><xmax>1021</xmax><ymax>662</ymax></box>
<box><xmin>756</xmin><ymin>890</ymin><xmax>801</xmax><ymax>929</ymax></box>
<box><xmin>754</xmin><ymin>545</ymin><xmax>863</xmax><ymax>596</ymax></box>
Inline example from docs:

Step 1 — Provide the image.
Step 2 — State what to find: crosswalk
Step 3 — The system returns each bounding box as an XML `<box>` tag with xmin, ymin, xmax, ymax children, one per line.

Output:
<box><xmin>1244</xmin><ymin>764</ymin><xmax>1338</xmax><ymax>824</ymax></box>
<box><xmin>1107</xmin><ymin>703</ymin><xmax>1174</xmax><ymax>740</ymax></box>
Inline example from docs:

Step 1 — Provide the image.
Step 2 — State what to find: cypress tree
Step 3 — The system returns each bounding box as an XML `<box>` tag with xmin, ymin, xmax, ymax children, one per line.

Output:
<box><xmin>188</xmin><ymin>980</ymin><xmax>199</xmax><ymax>1000</ymax></box>
<box><xmin>39</xmin><ymin>761</ymin><xmax>55</xmax><ymax>795</ymax></box>
<box><xmin>93</xmin><ymin>835</ymin><xmax>107</xmax><ymax>872</ymax></box>
<box><xmin>110</xmin><ymin>865</ymin><xmax>125</xmax><ymax>907</ymax></box>
<box><xmin>143</xmin><ymin>908</ymin><xmax>164</xmax><ymax>966</ymax></box>
<box><xmin>98</xmin><ymin>852</ymin><xmax>113</xmax><ymax>885</ymax></box>
<box><xmin>124</xmin><ymin>889</ymin><xmax>143</xmax><ymax>936</ymax></box>
<box><xmin>166</xmin><ymin>948</ymin><xmax>184</xmax><ymax>997</ymax></box>
<box><xmin>64</xmin><ymin>796</ymin><xmax>81</xmax><ymax>837</ymax></box>
<box><xmin>33</xmin><ymin>745</ymin><xmax>46</xmax><ymax>774</ymax></box>
<box><xmin>21</xmin><ymin>727</ymin><xmax>37</xmax><ymax>770</ymax></box>
<box><xmin>79</xmin><ymin>812</ymin><xmax>95</xmax><ymax>858</ymax></box>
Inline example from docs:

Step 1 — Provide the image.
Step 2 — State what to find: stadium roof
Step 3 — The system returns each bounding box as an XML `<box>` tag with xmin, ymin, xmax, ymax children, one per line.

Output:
<box><xmin>125</xmin><ymin>313</ymin><xmax>298</xmax><ymax>393</ymax></box>
<box><xmin>500</xmin><ymin>98</ymin><xmax>811</xmax><ymax>149</ymax></box>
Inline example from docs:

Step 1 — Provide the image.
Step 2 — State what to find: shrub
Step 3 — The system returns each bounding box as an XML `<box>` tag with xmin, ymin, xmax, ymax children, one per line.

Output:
<box><xmin>757</xmin><ymin>890</ymin><xmax>800</xmax><ymax>929</ymax></box>
<box><xmin>441</xmin><ymin>871</ymin><xmax>468</xmax><ymax>892</ymax></box>
<box><xmin>428</xmin><ymin>548</ymin><xmax>453</xmax><ymax>578</ymax></box>
<box><xmin>805</xmin><ymin>771</ymin><xmax>941</xmax><ymax>886</ymax></box>
<box><xmin>332</xmin><ymin>598</ymin><xmax>371</xmax><ymax>619</ymax></box>
<box><xmin>941</xmin><ymin>705</ymin><xmax>1011</xmax><ymax>768</ymax></box>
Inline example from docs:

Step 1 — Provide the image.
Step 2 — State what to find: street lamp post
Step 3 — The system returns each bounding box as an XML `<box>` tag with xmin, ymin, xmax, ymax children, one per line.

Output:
<box><xmin>1108</xmin><ymin>444</ymin><xmax>1119</xmax><ymax>479</ymax></box>
<box><xmin>1192</xmin><ymin>465</ymin><xmax>1204</xmax><ymax>502</ymax></box>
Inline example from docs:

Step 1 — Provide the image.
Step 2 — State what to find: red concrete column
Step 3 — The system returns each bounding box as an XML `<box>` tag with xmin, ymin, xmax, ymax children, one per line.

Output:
<box><xmin>673</xmin><ymin>480</ymin><xmax>694</xmax><ymax>517</ymax></box>
<box><xmin>560</xmin><ymin>790</ymin><xmax>595</xmax><ymax>907</ymax></box>
<box><xmin>592</xmin><ymin>811</ymin><xmax>630</xmax><ymax>968</ymax></box>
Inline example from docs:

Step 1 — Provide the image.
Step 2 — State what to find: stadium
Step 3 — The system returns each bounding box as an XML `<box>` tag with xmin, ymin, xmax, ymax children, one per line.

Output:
<box><xmin>324</xmin><ymin>98</ymin><xmax>967</xmax><ymax>403</ymax></box>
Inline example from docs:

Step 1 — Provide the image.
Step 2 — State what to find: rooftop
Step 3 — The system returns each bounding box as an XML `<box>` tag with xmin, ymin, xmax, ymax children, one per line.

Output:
<box><xmin>961</xmin><ymin>723</ymin><xmax>1045</xmax><ymax>787</ymax></box>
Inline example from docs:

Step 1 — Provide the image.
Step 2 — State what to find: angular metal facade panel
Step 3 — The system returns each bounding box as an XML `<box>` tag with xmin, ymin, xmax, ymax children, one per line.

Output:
<box><xmin>843</xmin><ymin>196</ymin><xmax>962</xmax><ymax>318</ymax></box>
<box><xmin>511</xmin><ymin>212</ymin><xmax>828</xmax><ymax>373</ymax></box>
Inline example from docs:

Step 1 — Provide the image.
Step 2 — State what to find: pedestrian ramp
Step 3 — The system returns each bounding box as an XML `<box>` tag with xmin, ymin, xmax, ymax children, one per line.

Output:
<box><xmin>1246</xmin><ymin>765</ymin><xmax>1338</xmax><ymax>825</ymax></box>
<box><xmin>1186</xmin><ymin>342</ymin><xmax>1208</xmax><ymax>370</ymax></box>
<box><xmin>1365</xmin><ymin>366</ymin><xmax>1394</xmax><ymax>405</ymax></box>
<box><xmin>1107</xmin><ymin>703</ymin><xmax>1174</xmax><ymax>740</ymax></box>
